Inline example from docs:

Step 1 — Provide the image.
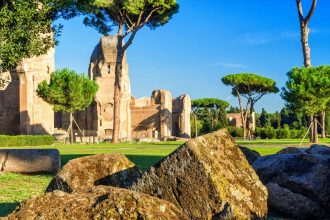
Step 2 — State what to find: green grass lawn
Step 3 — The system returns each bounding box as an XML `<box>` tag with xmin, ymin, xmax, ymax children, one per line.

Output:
<box><xmin>0</xmin><ymin>139</ymin><xmax>325</xmax><ymax>217</ymax></box>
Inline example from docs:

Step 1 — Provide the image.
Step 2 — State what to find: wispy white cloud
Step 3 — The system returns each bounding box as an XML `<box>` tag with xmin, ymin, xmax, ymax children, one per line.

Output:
<box><xmin>210</xmin><ymin>62</ymin><xmax>248</xmax><ymax>69</ymax></box>
<box><xmin>310</xmin><ymin>27</ymin><xmax>330</xmax><ymax>34</ymax></box>
<box><xmin>242</xmin><ymin>30</ymin><xmax>299</xmax><ymax>45</ymax></box>
<box><xmin>242</xmin><ymin>28</ymin><xmax>330</xmax><ymax>46</ymax></box>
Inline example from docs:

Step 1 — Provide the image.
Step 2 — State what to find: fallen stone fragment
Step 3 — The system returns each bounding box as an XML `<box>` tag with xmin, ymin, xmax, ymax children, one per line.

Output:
<box><xmin>0</xmin><ymin>149</ymin><xmax>60</xmax><ymax>173</ymax></box>
<box><xmin>253</xmin><ymin>151</ymin><xmax>330</xmax><ymax>219</ymax></box>
<box><xmin>306</xmin><ymin>144</ymin><xmax>330</xmax><ymax>158</ymax></box>
<box><xmin>276</xmin><ymin>147</ymin><xmax>305</xmax><ymax>155</ymax></box>
<box><xmin>46</xmin><ymin>153</ymin><xmax>141</xmax><ymax>192</ymax></box>
<box><xmin>6</xmin><ymin>186</ymin><xmax>188</xmax><ymax>220</ymax></box>
<box><xmin>131</xmin><ymin>129</ymin><xmax>268</xmax><ymax>219</ymax></box>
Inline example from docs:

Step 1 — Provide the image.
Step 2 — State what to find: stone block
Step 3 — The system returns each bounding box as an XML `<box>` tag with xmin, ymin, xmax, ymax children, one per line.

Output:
<box><xmin>46</xmin><ymin>153</ymin><xmax>141</xmax><ymax>192</ymax></box>
<box><xmin>6</xmin><ymin>186</ymin><xmax>188</xmax><ymax>220</ymax></box>
<box><xmin>0</xmin><ymin>149</ymin><xmax>60</xmax><ymax>173</ymax></box>
<box><xmin>131</xmin><ymin>129</ymin><xmax>268</xmax><ymax>219</ymax></box>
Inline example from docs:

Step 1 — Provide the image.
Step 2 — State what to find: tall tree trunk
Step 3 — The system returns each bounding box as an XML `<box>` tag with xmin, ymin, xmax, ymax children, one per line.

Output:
<box><xmin>248</xmin><ymin>101</ymin><xmax>255</xmax><ymax>141</ymax></box>
<box><xmin>321</xmin><ymin>111</ymin><xmax>326</xmax><ymax>138</ymax></box>
<box><xmin>313</xmin><ymin>115</ymin><xmax>318</xmax><ymax>143</ymax></box>
<box><xmin>69</xmin><ymin>112</ymin><xmax>74</xmax><ymax>144</ymax></box>
<box><xmin>112</xmin><ymin>33</ymin><xmax>124</xmax><ymax>143</ymax></box>
<box><xmin>299</xmin><ymin>22</ymin><xmax>311</xmax><ymax>67</ymax></box>
<box><xmin>296</xmin><ymin>0</ymin><xmax>317</xmax><ymax>142</ymax></box>
<box><xmin>193</xmin><ymin>113</ymin><xmax>198</xmax><ymax>138</ymax></box>
<box><xmin>236</xmin><ymin>90</ymin><xmax>247</xmax><ymax>139</ymax></box>
<box><xmin>309</xmin><ymin>115</ymin><xmax>314</xmax><ymax>143</ymax></box>
<box><xmin>296</xmin><ymin>0</ymin><xmax>317</xmax><ymax>68</ymax></box>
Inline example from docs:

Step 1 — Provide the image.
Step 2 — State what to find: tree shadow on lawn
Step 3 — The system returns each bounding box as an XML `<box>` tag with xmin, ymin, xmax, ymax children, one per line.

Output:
<box><xmin>61</xmin><ymin>154</ymin><xmax>165</xmax><ymax>172</ymax></box>
<box><xmin>0</xmin><ymin>154</ymin><xmax>167</xmax><ymax>217</ymax></box>
<box><xmin>0</xmin><ymin>202</ymin><xmax>19</xmax><ymax>217</ymax></box>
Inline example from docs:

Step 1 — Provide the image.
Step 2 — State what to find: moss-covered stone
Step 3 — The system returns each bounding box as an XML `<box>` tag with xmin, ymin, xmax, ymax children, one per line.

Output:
<box><xmin>6</xmin><ymin>186</ymin><xmax>187</xmax><ymax>220</ymax></box>
<box><xmin>130</xmin><ymin>129</ymin><xmax>268</xmax><ymax>219</ymax></box>
<box><xmin>46</xmin><ymin>153</ymin><xmax>141</xmax><ymax>192</ymax></box>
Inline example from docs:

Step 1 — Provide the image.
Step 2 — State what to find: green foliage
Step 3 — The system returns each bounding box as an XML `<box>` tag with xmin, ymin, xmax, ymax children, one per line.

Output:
<box><xmin>275</xmin><ymin>125</ymin><xmax>291</xmax><ymax>139</ymax></box>
<box><xmin>227</xmin><ymin>126</ymin><xmax>244</xmax><ymax>138</ymax></box>
<box><xmin>259</xmin><ymin>108</ymin><xmax>271</xmax><ymax>127</ymax></box>
<box><xmin>190</xmin><ymin>115</ymin><xmax>203</xmax><ymax>137</ymax></box>
<box><xmin>280</xmin><ymin>107</ymin><xmax>306</xmax><ymax>129</ymax></box>
<box><xmin>222</xmin><ymin>73</ymin><xmax>279</xmax><ymax>97</ymax></box>
<box><xmin>257</xmin><ymin>126</ymin><xmax>276</xmax><ymax>139</ymax></box>
<box><xmin>37</xmin><ymin>68</ymin><xmax>99</xmax><ymax>113</ymax></box>
<box><xmin>282</xmin><ymin>66</ymin><xmax>330</xmax><ymax>116</ymax></box>
<box><xmin>77</xmin><ymin>0</ymin><xmax>179</xmax><ymax>35</ymax></box>
<box><xmin>271</xmin><ymin>111</ymin><xmax>281</xmax><ymax>129</ymax></box>
<box><xmin>192</xmin><ymin>98</ymin><xmax>229</xmax><ymax>135</ymax></box>
<box><xmin>192</xmin><ymin>98</ymin><xmax>230</xmax><ymax>109</ymax></box>
<box><xmin>326</xmin><ymin>110</ymin><xmax>330</xmax><ymax>135</ymax></box>
<box><xmin>254</xmin><ymin>126</ymin><xmax>307</xmax><ymax>139</ymax></box>
<box><xmin>0</xmin><ymin>135</ymin><xmax>54</xmax><ymax>147</ymax></box>
<box><xmin>222</xmin><ymin>73</ymin><xmax>279</xmax><ymax>138</ymax></box>
<box><xmin>227</xmin><ymin>106</ymin><xmax>240</xmax><ymax>113</ymax></box>
<box><xmin>0</xmin><ymin>0</ymin><xmax>62</xmax><ymax>72</ymax></box>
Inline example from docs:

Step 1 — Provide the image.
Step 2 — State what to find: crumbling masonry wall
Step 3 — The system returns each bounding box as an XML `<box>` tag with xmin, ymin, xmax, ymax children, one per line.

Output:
<box><xmin>0</xmin><ymin>49</ymin><xmax>55</xmax><ymax>135</ymax></box>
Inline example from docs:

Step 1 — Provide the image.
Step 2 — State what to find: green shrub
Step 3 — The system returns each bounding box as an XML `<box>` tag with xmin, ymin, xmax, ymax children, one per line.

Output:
<box><xmin>276</xmin><ymin>125</ymin><xmax>291</xmax><ymax>139</ymax></box>
<box><xmin>290</xmin><ymin>127</ymin><xmax>307</xmax><ymax>139</ymax></box>
<box><xmin>256</xmin><ymin>126</ymin><xmax>276</xmax><ymax>139</ymax></box>
<box><xmin>0</xmin><ymin>135</ymin><xmax>54</xmax><ymax>147</ymax></box>
<box><xmin>255</xmin><ymin>126</ymin><xmax>307</xmax><ymax>139</ymax></box>
<box><xmin>227</xmin><ymin>126</ymin><xmax>244</xmax><ymax>137</ymax></box>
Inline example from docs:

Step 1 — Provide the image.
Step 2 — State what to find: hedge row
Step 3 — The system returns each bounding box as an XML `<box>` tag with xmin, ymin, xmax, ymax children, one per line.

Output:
<box><xmin>255</xmin><ymin>126</ymin><xmax>307</xmax><ymax>139</ymax></box>
<box><xmin>227</xmin><ymin>126</ymin><xmax>307</xmax><ymax>139</ymax></box>
<box><xmin>0</xmin><ymin>135</ymin><xmax>55</xmax><ymax>147</ymax></box>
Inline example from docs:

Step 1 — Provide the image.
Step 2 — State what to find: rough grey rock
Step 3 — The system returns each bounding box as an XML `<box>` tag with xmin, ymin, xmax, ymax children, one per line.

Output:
<box><xmin>276</xmin><ymin>147</ymin><xmax>305</xmax><ymax>155</ymax></box>
<box><xmin>267</xmin><ymin>183</ymin><xmax>322</xmax><ymax>219</ymax></box>
<box><xmin>131</xmin><ymin>129</ymin><xmax>268</xmax><ymax>219</ymax></box>
<box><xmin>253</xmin><ymin>152</ymin><xmax>330</xmax><ymax>219</ymax></box>
<box><xmin>306</xmin><ymin>144</ymin><xmax>330</xmax><ymax>158</ymax></box>
<box><xmin>239</xmin><ymin>145</ymin><xmax>261</xmax><ymax>164</ymax></box>
<box><xmin>46</xmin><ymin>153</ymin><xmax>141</xmax><ymax>193</ymax></box>
<box><xmin>6</xmin><ymin>186</ymin><xmax>188</xmax><ymax>220</ymax></box>
<box><xmin>0</xmin><ymin>149</ymin><xmax>60</xmax><ymax>173</ymax></box>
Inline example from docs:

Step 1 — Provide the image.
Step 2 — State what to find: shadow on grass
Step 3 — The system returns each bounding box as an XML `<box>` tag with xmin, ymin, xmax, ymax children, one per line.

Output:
<box><xmin>126</xmin><ymin>155</ymin><xmax>165</xmax><ymax>171</ymax></box>
<box><xmin>0</xmin><ymin>155</ymin><xmax>167</xmax><ymax>217</ymax></box>
<box><xmin>61</xmin><ymin>154</ymin><xmax>166</xmax><ymax>172</ymax></box>
<box><xmin>0</xmin><ymin>202</ymin><xmax>19</xmax><ymax>217</ymax></box>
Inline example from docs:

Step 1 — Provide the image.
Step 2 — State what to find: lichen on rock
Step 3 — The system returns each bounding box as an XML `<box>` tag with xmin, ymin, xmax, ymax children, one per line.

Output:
<box><xmin>130</xmin><ymin>129</ymin><xmax>268</xmax><ymax>219</ymax></box>
<box><xmin>46</xmin><ymin>153</ymin><xmax>141</xmax><ymax>193</ymax></box>
<box><xmin>6</xmin><ymin>186</ymin><xmax>188</xmax><ymax>220</ymax></box>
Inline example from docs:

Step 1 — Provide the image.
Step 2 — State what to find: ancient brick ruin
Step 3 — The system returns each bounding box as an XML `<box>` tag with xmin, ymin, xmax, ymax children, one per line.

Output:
<box><xmin>0</xmin><ymin>36</ymin><xmax>191</xmax><ymax>140</ymax></box>
<box><xmin>0</xmin><ymin>49</ymin><xmax>55</xmax><ymax>135</ymax></box>
<box><xmin>52</xmin><ymin>35</ymin><xmax>192</xmax><ymax>141</ymax></box>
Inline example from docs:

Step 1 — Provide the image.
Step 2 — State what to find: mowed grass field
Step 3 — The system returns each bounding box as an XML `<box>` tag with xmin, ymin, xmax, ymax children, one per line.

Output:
<box><xmin>1</xmin><ymin>138</ymin><xmax>329</xmax><ymax>217</ymax></box>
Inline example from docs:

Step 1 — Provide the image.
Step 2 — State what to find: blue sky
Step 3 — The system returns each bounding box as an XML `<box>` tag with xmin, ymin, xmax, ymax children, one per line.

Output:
<box><xmin>54</xmin><ymin>0</ymin><xmax>330</xmax><ymax>113</ymax></box>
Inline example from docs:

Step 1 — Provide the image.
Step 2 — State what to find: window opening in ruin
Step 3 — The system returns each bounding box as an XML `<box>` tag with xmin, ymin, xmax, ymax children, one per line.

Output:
<box><xmin>100</xmin><ymin>119</ymin><xmax>102</xmax><ymax>126</ymax></box>
<box><xmin>105</xmin><ymin>129</ymin><xmax>112</xmax><ymax>136</ymax></box>
<box><xmin>107</xmin><ymin>64</ymin><xmax>111</xmax><ymax>74</ymax></box>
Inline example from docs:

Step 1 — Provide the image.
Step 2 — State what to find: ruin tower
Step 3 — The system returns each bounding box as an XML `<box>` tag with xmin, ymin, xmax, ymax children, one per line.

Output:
<box><xmin>0</xmin><ymin>49</ymin><xmax>55</xmax><ymax>135</ymax></box>
<box><xmin>172</xmin><ymin>94</ymin><xmax>191</xmax><ymax>138</ymax></box>
<box><xmin>87</xmin><ymin>36</ymin><xmax>131</xmax><ymax>140</ymax></box>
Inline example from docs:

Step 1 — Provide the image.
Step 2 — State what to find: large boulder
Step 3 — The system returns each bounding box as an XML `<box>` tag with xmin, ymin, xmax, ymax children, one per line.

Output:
<box><xmin>6</xmin><ymin>186</ymin><xmax>188</xmax><ymax>220</ymax></box>
<box><xmin>130</xmin><ymin>129</ymin><xmax>268</xmax><ymax>219</ymax></box>
<box><xmin>46</xmin><ymin>153</ymin><xmax>141</xmax><ymax>192</ymax></box>
<box><xmin>253</xmin><ymin>151</ymin><xmax>330</xmax><ymax>219</ymax></box>
<box><xmin>276</xmin><ymin>147</ymin><xmax>305</xmax><ymax>155</ymax></box>
<box><xmin>306</xmin><ymin>144</ymin><xmax>330</xmax><ymax>158</ymax></box>
<box><xmin>0</xmin><ymin>149</ymin><xmax>60</xmax><ymax>173</ymax></box>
